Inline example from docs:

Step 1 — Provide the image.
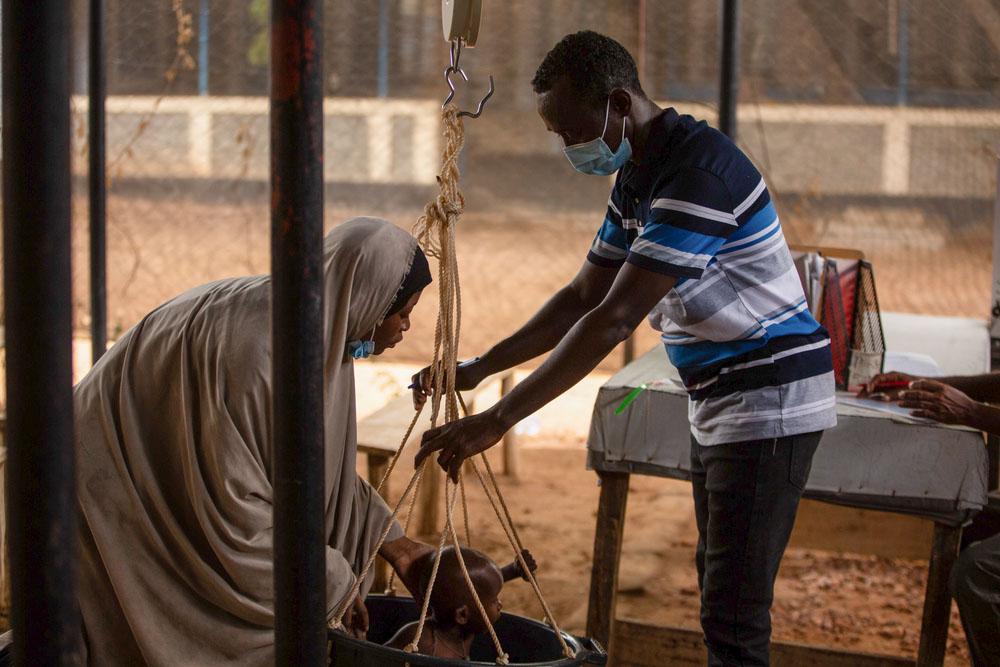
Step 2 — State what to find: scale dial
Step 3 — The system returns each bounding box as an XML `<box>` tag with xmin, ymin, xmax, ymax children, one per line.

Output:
<box><xmin>442</xmin><ymin>0</ymin><xmax>482</xmax><ymax>46</ymax></box>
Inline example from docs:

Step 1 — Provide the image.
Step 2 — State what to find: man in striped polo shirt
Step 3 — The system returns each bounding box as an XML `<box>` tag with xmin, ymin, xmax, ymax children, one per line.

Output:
<box><xmin>416</xmin><ymin>31</ymin><xmax>836</xmax><ymax>665</ymax></box>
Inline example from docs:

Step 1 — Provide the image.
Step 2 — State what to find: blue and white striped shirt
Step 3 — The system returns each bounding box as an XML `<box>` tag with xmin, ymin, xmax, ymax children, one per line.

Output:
<box><xmin>588</xmin><ymin>108</ymin><xmax>837</xmax><ymax>445</ymax></box>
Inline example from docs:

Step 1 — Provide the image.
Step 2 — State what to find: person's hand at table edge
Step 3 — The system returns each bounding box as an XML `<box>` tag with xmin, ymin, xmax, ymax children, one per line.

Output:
<box><xmin>897</xmin><ymin>380</ymin><xmax>987</xmax><ymax>428</ymax></box>
<box><xmin>858</xmin><ymin>371</ymin><xmax>917</xmax><ymax>401</ymax></box>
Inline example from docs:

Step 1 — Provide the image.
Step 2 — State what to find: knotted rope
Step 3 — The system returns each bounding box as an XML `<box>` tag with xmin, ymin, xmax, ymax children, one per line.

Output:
<box><xmin>332</xmin><ymin>104</ymin><xmax>572</xmax><ymax>663</ymax></box>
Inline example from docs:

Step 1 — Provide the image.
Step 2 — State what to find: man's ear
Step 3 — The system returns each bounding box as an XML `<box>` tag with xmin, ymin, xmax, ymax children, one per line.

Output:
<box><xmin>454</xmin><ymin>604</ymin><xmax>471</xmax><ymax>626</ymax></box>
<box><xmin>609</xmin><ymin>88</ymin><xmax>632</xmax><ymax>118</ymax></box>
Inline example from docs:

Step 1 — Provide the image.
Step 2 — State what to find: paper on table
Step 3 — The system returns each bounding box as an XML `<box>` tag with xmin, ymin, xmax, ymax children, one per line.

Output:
<box><xmin>883</xmin><ymin>350</ymin><xmax>943</xmax><ymax>378</ymax></box>
<box><xmin>837</xmin><ymin>392</ymin><xmax>934</xmax><ymax>424</ymax></box>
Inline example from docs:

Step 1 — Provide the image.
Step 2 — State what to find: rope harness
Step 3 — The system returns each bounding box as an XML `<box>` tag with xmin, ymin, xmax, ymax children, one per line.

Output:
<box><xmin>331</xmin><ymin>105</ymin><xmax>573</xmax><ymax>664</ymax></box>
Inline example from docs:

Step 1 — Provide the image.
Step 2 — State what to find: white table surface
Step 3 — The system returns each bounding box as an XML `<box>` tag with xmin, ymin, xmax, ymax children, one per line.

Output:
<box><xmin>588</xmin><ymin>313</ymin><xmax>991</xmax><ymax>524</ymax></box>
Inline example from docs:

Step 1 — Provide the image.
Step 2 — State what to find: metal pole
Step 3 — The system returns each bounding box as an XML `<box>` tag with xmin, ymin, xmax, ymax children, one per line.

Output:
<box><xmin>896</xmin><ymin>0</ymin><xmax>909</xmax><ymax>106</ymax></box>
<box><xmin>637</xmin><ymin>0</ymin><xmax>646</xmax><ymax>84</ymax></box>
<box><xmin>90</xmin><ymin>0</ymin><xmax>108</xmax><ymax>364</ymax></box>
<box><xmin>2</xmin><ymin>0</ymin><xmax>80</xmax><ymax>663</ymax></box>
<box><xmin>718</xmin><ymin>0</ymin><xmax>741</xmax><ymax>140</ymax></box>
<box><xmin>198</xmin><ymin>0</ymin><xmax>210</xmax><ymax>95</ymax></box>
<box><xmin>991</xmin><ymin>150</ymin><xmax>1000</xmax><ymax>369</ymax></box>
<box><xmin>377</xmin><ymin>0</ymin><xmax>390</xmax><ymax>97</ymax></box>
<box><xmin>270</xmin><ymin>0</ymin><xmax>326</xmax><ymax>664</ymax></box>
<box><xmin>989</xmin><ymin>150</ymin><xmax>1000</xmax><ymax>490</ymax></box>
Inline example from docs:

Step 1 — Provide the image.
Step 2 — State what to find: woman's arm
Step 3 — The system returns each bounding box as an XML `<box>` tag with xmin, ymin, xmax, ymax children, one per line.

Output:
<box><xmin>385</xmin><ymin>621</ymin><xmax>419</xmax><ymax>649</ymax></box>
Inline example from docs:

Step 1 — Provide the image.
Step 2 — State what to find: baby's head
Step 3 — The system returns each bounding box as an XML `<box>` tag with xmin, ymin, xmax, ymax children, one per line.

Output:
<box><xmin>422</xmin><ymin>546</ymin><xmax>503</xmax><ymax>634</ymax></box>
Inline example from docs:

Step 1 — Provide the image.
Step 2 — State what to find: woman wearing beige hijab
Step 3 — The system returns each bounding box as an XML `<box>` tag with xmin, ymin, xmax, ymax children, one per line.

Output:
<box><xmin>74</xmin><ymin>217</ymin><xmax>434</xmax><ymax>665</ymax></box>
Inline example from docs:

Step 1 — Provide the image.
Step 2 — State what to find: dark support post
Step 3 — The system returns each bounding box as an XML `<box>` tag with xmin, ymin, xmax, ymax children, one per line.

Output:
<box><xmin>989</xmin><ymin>150</ymin><xmax>1000</xmax><ymax>491</ymax></box>
<box><xmin>271</xmin><ymin>0</ymin><xmax>326</xmax><ymax>664</ymax></box>
<box><xmin>895</xmin><ymin>0</ymin><xmax>909</xmax><ymax>107</ymax></box>
<box><xmin>917</xmin><ymin>522</ymin><xmax>962</xmax><ymax>666</ymax></box>
<box><xmin>90</xmin><ymin>0</ymin><xmax>108</xmax><ymax>363</ymax></box>
<box><xmin>587</xmin><ymin>472</ymin><xmax>630</xmax><ymax>654</ymax></box>
<box><xmin>2</xmin><ymin>0</ymin><xmax>80</xmax><ymax>663</ymax></box>
<box><xmin>377</xmin><ymin>0</ymin><xmax>390</xmax><ymax>98</ymax></box>
<box><xmin>718</xmin><ymin>0</ymin><xmax>741</xmax><ymax>140</ymax></box>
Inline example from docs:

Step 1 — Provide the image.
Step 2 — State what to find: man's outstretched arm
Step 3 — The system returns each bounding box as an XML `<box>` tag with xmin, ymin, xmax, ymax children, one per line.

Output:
<box><xmin>412</xmin><ymin>260</ymin><xmax>618</xmax><ymax>405</ymax></box>
<box><xmin>416</xmin><ymin>262</ymin><xmax>676</xmax><ymax>478</ymax></box>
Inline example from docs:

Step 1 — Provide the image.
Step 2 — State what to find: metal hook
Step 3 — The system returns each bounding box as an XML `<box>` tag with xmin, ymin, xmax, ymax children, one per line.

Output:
<box><xmin>456</xmin><ymin>74</ymin><xmax>494</xmax><ymax>119</ymax></box>
<box><xmin>442</xmin><ymin>38</ymin><xmax>495</xmax><ymax>119</ymax></box>
<box><xmin>443</xmin><ymin>64</ymin><xmax>469</xmax><ymax>108</ymax></box>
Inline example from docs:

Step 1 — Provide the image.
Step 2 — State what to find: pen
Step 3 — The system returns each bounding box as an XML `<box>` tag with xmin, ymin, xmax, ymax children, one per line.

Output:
<box><xmin>407</xmin><ymin>357</ymin><xmax>481</xmax><ymax>391</ymax></box>
<box><xmin>863</xmin><ymin>380</ymin><xmax>911</xmax><ymax>392</ymax></box>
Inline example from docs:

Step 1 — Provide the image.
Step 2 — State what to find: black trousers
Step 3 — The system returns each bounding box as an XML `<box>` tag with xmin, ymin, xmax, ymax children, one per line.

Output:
<box><xmin>690</xmin><ymin>431</ymin><xmax>822</xmax><ymax>666</ymax></box>
<box><xmin>950</xmin><ymin>532</ymin><xmax>1000</xmax><ymax>667</ymax></box>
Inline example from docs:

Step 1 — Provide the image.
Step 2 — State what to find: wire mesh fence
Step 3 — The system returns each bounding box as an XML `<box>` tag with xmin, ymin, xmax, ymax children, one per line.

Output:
<box><xmin>42</xmin><ymin>0</ymin><xmax>1000</xmax><ymax>365</ymax></box>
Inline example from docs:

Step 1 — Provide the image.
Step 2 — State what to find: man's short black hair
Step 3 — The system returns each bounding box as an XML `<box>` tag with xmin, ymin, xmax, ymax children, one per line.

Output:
<box><xmin>532</xmin><ymin>31</ymin><xmax>644</xmax><ymax>106</ymax></box>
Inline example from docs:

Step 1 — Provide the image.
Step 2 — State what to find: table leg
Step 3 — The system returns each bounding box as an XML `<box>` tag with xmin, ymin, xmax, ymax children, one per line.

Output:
<box><xmin>587</xmin><ymin>472</ymin><xmax>630</xmax><ymax>654</ymax></box>
<box><xmin>500</xmin><ymin>374</ymin><xmax>518</xmax><ymax>479</ymax></box>
<box><xmin>916</xmin><ymin>522</ymin><xmax>962</xmax><ymax>667</ymax></box>
<box><xmin>417</xmin><ymin>463</ymin><xmax>441</xmax><ymax>537</ymax></box>
<box><xmin>367</xmin><ymin>453</ymin><xmax>391</xmax><ymax>593</ymax></box>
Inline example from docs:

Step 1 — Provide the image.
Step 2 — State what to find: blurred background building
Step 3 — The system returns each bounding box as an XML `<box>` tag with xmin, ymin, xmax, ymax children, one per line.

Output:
<box><xmin>42</xmin><ymin>0</ymin><xmax>1000</xmax><ymax>362</ymax></box>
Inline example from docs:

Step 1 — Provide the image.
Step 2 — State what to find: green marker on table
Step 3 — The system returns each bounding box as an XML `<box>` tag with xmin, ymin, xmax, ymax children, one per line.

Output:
<box><xmin>615</xmin><ymin>384</ymin><xmax>648</xmax><ymax>415</ymax></box>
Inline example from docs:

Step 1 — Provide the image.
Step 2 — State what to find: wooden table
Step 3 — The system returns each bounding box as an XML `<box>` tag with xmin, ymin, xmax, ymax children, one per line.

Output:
<box><xmin>585</xmin><ymin>313</ymin><xmax>991</xmax><ymax>666</ymax></box>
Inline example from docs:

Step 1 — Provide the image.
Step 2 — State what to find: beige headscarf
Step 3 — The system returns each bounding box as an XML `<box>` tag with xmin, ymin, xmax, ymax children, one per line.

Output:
<box><xmin>75</xmin><ymin>218</ymin><xmax>419</xmax><ymax>666</ymax></box>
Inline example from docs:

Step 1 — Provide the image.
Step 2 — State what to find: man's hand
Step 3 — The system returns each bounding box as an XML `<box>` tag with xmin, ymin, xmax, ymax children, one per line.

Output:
<box><xmin>859</xmin><ymin>371</ymin><xmax>917</xmax><ymax>400</ymax></box>
<box><xmin>898</xmin><ymin>380</ymin><xmax>984</xmax><ymax>427</ymax></box>
<box><xmin>411</xmin><ymin>358</ymin><xmax>486</xmax><ymax>410</ymax></box>
<box><xmin>415</xmin><ymin>409</ymin><xmax>507</xmax><ymax>481</ymax></box>
<box><xmin>342</xmin><ymin>593</ymin><xmax>369</xmax><ymax>639</ymax></box>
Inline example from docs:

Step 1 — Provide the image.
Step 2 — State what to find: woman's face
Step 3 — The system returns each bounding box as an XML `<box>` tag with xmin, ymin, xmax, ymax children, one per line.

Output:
<box><xmin>372</xmin><ymin>291</ymin><xmax>422</xmax><ymax>355</ymax></box>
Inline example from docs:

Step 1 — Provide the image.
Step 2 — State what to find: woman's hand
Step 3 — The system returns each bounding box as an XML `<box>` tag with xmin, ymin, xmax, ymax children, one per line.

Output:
<box><xmin>342</xmin><ymin>594</ymin><xmax>369</xmax><ymax>639</ymax></box>
<box><xmin>859</xmin><ymin>372</ymin><xmax>917</xmax><ymax>400</ymax></box>
<box><xmin>415</xmin><ymin>409</ymin><xmax>507</xmax><ymax>482</ymax></box>
<box><xmin>380</xmin><ymin>536</ymin><xmax>435</xmax><ymax>601</ymax></box>
<box><xmin>411</xmin><ymin>358</ymin><xmax>486</xmax><ymax>410</ymax></box>
<box><xmin>898</xmin><ymin>380</ymin><xmax>984</xmax><ymax>427</ymax></box>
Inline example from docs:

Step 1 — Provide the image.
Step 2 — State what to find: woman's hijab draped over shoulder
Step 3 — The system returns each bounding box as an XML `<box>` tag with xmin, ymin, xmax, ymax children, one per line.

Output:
<box><xmin>75</xmin><ymin>217</ymin><xmax>420</xmax><ymax>666</ymax></box>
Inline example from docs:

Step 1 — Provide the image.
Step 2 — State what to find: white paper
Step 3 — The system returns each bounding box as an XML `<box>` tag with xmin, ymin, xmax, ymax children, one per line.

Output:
<box><xmin>837</xmin><ymin>392</ymin><xmax>934</xmax><ymax>424</ymax></box>
<box><xmin>883</xmin><ymin>350</ymin><xmax>943</xmax><ymax>378</ymax></box>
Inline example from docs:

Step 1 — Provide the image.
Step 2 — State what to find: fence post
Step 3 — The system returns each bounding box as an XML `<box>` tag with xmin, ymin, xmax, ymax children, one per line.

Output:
<box><xmin>990</xmin><ymin>148</ymin><xmax>1000</xmax><ymax>490</ymax></box>
<box><xmin>718</xmin><ymin>0</ymin><xmax>741</xmax><ymax>140</ymax></box>
<box><xmin>270</xmin><ymin>0</ymin><xmax>327</xmax><ymax>664</ymax></box>
<box><xmin>90</xmin><ymin>0</ymin><xmax>108</xmax><ymax>364</ymax></box>
<box><xmin>2</xmin><ymin>0</ymin><xmax>80</xmax><ymax>662</ymax></box>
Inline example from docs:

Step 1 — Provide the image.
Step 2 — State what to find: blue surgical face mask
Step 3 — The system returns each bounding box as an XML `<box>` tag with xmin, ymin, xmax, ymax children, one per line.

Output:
<box><xmin>563</xmin><ymin>98</ymin><xmax>632</xmax><ymax>176</ymax></box>
<box><xmin>347</xmin><ymin>324</ymin><xmax>378</xmax><ymax>360</ymax></box>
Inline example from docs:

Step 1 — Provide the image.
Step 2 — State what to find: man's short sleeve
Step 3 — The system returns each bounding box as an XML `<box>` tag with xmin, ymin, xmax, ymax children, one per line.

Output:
<box><xmin>627</xmin><ymin>167</ymin><xmax>736</xmax><ymax>279</ymax></box>
<box><xmin>586</xmin><ymin>199</ymin><xmax>629</xmax><ymax>268</ymax></box>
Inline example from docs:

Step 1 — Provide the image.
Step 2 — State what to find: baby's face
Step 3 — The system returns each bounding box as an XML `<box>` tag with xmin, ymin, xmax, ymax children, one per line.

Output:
<box><xmin>481</xmin><ymin>566</ymin><xmax>504</xmax><ymax>625</ymax></box>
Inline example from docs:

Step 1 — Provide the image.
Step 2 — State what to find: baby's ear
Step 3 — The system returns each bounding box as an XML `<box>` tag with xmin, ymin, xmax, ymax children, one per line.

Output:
<box><xmin>454</xmin><ymin>604</ymin><xmax>471</xmax><ymax>626</ymax></box>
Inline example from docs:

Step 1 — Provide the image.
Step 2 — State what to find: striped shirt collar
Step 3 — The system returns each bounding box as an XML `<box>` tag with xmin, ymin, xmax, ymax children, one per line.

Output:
<box><xmin>620</xmin><ymin>107</ymin><xmax>682</xmax><ymax>191</ymax></box>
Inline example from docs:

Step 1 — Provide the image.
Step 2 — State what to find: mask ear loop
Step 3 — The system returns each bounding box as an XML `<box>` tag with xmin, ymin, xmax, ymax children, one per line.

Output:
<box><xmin>603</xmin><ymin>96</ymin><xmax>627</xmax><ymax>149</ymax></box>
